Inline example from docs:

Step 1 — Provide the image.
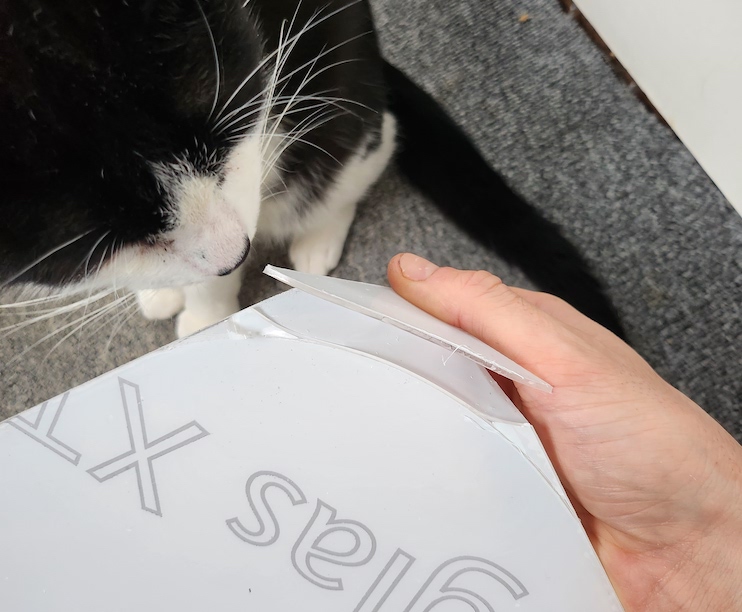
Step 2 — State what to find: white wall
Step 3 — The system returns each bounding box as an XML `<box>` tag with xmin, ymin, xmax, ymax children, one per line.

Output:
<box><xmin>573</xmin><ymin>0</ymin><xmax>742</xmax><ymax>216</ymax></box>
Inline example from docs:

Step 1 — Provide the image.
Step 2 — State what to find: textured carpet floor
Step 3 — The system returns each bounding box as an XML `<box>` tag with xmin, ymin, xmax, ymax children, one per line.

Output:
<box><xmin>1</xmin><ymin>0</ymin><xmax>740</xmax><ymax>441</ymax></box>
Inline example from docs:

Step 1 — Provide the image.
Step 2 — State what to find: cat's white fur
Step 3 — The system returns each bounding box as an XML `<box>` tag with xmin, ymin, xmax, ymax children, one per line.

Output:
<box><xmin>90</xmin><ymin>138</ymin><xmax>261</xmax><ymax>293</ymax></box>
<box><xmin>137</xmin><ymin>111</ymin><xmax>397</xmax><ymax>337</ymax></box>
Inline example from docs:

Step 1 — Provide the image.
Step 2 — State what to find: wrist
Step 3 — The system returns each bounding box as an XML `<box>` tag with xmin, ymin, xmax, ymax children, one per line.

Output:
<box><xmin>611</xmin><ymin>390</ymin><xmax>742</xmax><ymax>611</ymax></box>
<box><xmin>647</xmin><ymin>518</ymin><xmax>742</xmax><ymax>611</ymax></box>
<box><xmin>643</xmin><ymin>416</ymin><xmax>742</xmax><ymax>611</ymax></box>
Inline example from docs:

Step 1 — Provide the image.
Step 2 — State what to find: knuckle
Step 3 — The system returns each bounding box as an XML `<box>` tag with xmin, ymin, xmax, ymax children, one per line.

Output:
<box><xmin>458</xmin><ymin>269</ymin><xmax>506</xmax><ymax>297</ymax></box>
<box><xmin>444</xmin><ymin>269</ymin><xmax>517</xmax><ymax>333</ymax></box>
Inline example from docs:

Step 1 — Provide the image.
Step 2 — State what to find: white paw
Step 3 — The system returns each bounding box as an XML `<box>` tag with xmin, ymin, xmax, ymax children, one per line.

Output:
<box><xmin>289</xmin><ymin>232</ymin><xmax>346</xmax><ymax>276</ymax></box>
<box><xmin>175</xmin><ymin>301</ymin><xmax>240</xmax><ymax>338</ymax></box>
<box><xmin>137</xmin><ymin>288</ymin><xmax>185</xmax><ymax>320</ymax></box>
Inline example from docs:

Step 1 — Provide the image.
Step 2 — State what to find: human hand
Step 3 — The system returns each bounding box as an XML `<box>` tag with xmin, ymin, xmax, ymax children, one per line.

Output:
<box><xmin>387</xmin><ymin>253</ymin><xmax>742</xmax><ymax>611</ymax></box>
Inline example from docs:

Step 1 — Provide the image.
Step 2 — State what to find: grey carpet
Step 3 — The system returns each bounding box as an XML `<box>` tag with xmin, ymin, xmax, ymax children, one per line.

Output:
<box><xmin>1</xmin><ymin>0</ymin><xmax>741</xmax><ymax>441</ymax></box>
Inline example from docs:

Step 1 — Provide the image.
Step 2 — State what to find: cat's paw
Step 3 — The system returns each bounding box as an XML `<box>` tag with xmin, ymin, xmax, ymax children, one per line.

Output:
<box><xmin>137</xmin><ymin>288</ymin><xmax>185</xmax><ymax>320</ymax></box>
<box><xmin>175</xmin><ymin>301</ymin><xmax>240</xmax><ymax>338</ymax></box>
<box><xmin>289</xmin><ymin>231</ymin><xmax>345</xmax><ymax>276</ymax></box>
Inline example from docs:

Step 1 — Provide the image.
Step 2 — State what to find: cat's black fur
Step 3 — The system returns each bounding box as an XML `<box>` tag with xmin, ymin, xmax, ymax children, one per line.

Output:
<box><xmin>0</xmin><ymin>0</ymin><xmax>383</xmax><ymax>284</ymax></box>
<box><xmin>0</xmin><ymin>0</ymin><xmax>624</xmax><ymax>335</ymax></box>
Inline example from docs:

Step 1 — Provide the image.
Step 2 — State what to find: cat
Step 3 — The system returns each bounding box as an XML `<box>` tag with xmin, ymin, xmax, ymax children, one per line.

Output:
<box><xmin>0</xmin><ymin>0</ymin><xmax>624</xmax><ymax>339</ymax></box>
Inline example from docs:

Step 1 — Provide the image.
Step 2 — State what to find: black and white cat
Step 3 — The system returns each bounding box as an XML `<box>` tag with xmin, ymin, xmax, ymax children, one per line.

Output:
<box><xmin>0</xmin><ymin>0</ymin><xmax>624</xmax><ymax>338</ymax></box>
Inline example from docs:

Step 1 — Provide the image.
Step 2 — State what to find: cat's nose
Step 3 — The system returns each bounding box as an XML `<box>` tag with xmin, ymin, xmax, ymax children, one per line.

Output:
<box><xmin>217</xmin><ymin>238</ymin><xmax>250</xmax><ymax>277</ymax></box>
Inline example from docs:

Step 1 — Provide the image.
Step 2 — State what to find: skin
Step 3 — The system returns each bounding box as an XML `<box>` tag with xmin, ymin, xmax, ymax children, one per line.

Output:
<box><xmin>387</xmin><ymin>253</ymin><xmax>742</xmax><ymax>611</ymax></box>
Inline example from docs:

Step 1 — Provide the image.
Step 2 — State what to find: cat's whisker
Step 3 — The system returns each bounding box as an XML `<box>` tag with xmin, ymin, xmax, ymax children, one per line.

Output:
<box><xmin>217</xmin><ymin>88</ymin><xmax>339</xmax><ymax>134</ymax></box>
<box><xmin>104</xmin><ymin>299</ymin><xmax>144</xmax><ymax>351</ymax></box>
<box><xmin>261</xmin><ymin>108</ymin><xmax>343</xmax><ymax>174</ymax></box>
<box><xmin>87</xmin><ymin>238</ymin><xmax>132</xmax><ymax>338</ymax></box>
<box><xmin>263</xmin><ymin>160</ymin><xmax>292</xmax><ymax>198</ymax></box>
<box><xmin>2</xmin><ymin>289</ymin><xmax>113</xmax><ymax>320</ymax></box>
<box><xmin>215</xmin><ymin>73</ymin><xmax>289</xmax><ymax>132</ymax></box>
<box><xmin>37</xmin><ymin>294</ymin><xmax>134</xmax><ymax>365</ymax></box>
<box><xmin>246</xmin><ymin>0</ymin><xmax>315</xmax><ymax>123</ymax></box>
<box><xmin>267</xmin><ymin>4</ymin><xmax>316</xmax><ymax>105</ymax></box>
<box><xmin>84</xmin><ymin>230</ymin><xmax>111</xmax><ymax>279</ymax></box>
<box><xmin>0</xmin><ymin>290</ymin><xmax>115</xmax><ymax>336</ymax></box>
<box><xmin>108</xmin><ymin>237</ymin><xmax>121</xmax><ymax>299</ymax></box>
<box><xmin>263</xmin><ymin>113</ymin><xmax>339</xmax><ymax>164</ymax></box>
<box><xmin>220</xmin><ymin>94</ymin><xmax>361</xmax><ymax>137</ymax></box>
<box><xmin>230</xmin><ymin>86</ymin><xmax>372</xmax><ymax>133</ymax></box>
<box><xmin>0</xmin><ymin>232</ymin><xmax>120</xmax><ymax>320</ymax></box>
<box><xmin>269</xmin><ymin>41</ymin><xmax>333</xmax><ymax>135</ymax></box>
<box><xmin>3</xmin><ymin>292</ymin><xmax>130</xmax><ymax>366</ymax></box>
<box><xmin>283</xmin><ymin>135</ymin><xmax>340</xmax><ymax>164</ymax></box>
<box><xmin>274</xmin><ymin>0</ymin><xmax>305</xmax><ymax>79</ymax></box>
<box><xmin>212</xmin><ymin>7</ymin><xmax>296</xmax><ymax>126</ymax></box>
<box><xmin>0</xmin><ymin>298</ymin><xmax>106</xmax><ymax>319</ymax></box>
<box><xmin>258</xmin><ymin>115</ymin><xmax>321</xmax><ymax>164</ymax></box>
<box><xmin>213</xmin><ymin>98</ymin><xmax>268</xmax><ymax>134</ymax></box>
<box><xmin>212</xmin><ymin>0</ymin><xmax>362</xmax><ymax>126</ymax></box>
<box><xmin>259</xmin><ymin>14</ymin><xmax>293</xmax><ymax>135</ymax></box>
<box><xmin>263</xmin><ymin>130</ymin><xmax>339</xmax><ymax>177</ymax></box>
<box><xmin>0</xmin><ymin>230</ymin><xmax>97</xmax><ymax>290</ymax></box>
<box><xmin>210</xmin><ymin>54</ymin><xmax>271</xmax><ymax>128</ymax></box>
<box><xmin>257</xmin><ymin>54</ymin><xmax>368</xmax><ymax>163</ymax></box>
<box><xmin>86</xmin><ymin>292</ymin><xmax>137</xmax><ymax>344</ymax></box>
<box><xmin>217</xmin><ymin>29</ymin><xmax>370</xmax><ymax>136</ymax></box>
<box><xmin>75</xmin><ymin>229</ymin><xmax>111</xmax><ymax>282</ymax></box>
<box><xmin>265</xmin><ymin>98</ymin><xmax>340</xmax><ymax>146</ymax></box>
<box><xmin>0</xmin><ymin>290</ymin><xmax>80</xmax><ymax>309</ymax></box>
<box><xmin>195</xmin><ymin>0</ymin><xmax>222</xmax><ymax>121</ymax></box>
<box><xmin>261</xmin><ymin>182</ymin><xmax>289</xmax><ymax>200</ymax></box>
<box><xmin>47</xmin><ymin>299</ymin><xmax>130</xmax><ymax>355</ymax></box>
<box><xmin>265</xmin><ymin>29</ymin><xmax>371</xmax><ymax>107</ymax></box>
<box><xmin>80</xmin><ymin>240</ymin><xmax>113</xmax><ymax>321</ymax></box>
<box><xmin>212</xmin><ymin>8</ymin><xmax>309</xmax><ymax>137</ymax></box>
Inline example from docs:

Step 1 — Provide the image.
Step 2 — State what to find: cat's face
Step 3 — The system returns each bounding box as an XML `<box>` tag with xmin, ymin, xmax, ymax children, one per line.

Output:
<box><xmin>98</xmin><ymin>129</ymin><xmax>265</xmax><ymax>291</ymax></box>
<box><xmin>0</xmin><ymin>0</ymin><xmax>268</xmax><ymax>293</ymax></box>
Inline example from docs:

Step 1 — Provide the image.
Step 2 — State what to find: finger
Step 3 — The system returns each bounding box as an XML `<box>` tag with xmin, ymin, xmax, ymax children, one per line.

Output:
<box><xmin>387</xmin><ymin>253</ymin><xmax>588</xmax><ymax>377</ymax></box>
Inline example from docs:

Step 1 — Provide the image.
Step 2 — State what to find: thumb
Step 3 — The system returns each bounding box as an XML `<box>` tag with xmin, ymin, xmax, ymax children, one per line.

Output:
<box><xmin>386</xmin><ymin>253</ymin><xmax>607</xmax><ymax>386</ymax></box>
